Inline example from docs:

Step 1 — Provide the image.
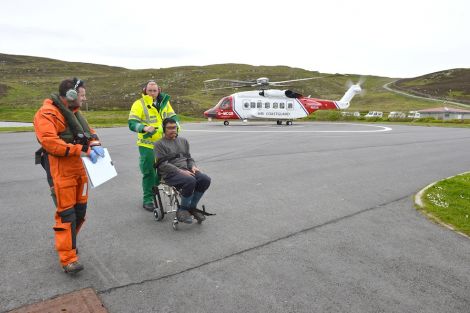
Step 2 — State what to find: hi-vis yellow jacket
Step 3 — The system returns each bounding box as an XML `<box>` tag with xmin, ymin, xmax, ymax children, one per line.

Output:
<box><xmin>128</xmin><ymin>92</ymin><xmax>178</xmax><ymax>149</ymax></box>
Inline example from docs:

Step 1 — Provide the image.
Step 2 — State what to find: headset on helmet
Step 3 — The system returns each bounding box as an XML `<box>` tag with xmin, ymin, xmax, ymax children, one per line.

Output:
<box><xmin>65</xmin><ymin>89</ymin><xmax>78</xmax><ymax>101</ymax></box>
<box><xmin>162</xmin><ymin>117</ymin><xmax>177</xmax><ymax>133</ymax></box>
<box><xmin>64</xmin><ymin>78</ymin><xmax>83</xmax><ymax>101</ymax></box>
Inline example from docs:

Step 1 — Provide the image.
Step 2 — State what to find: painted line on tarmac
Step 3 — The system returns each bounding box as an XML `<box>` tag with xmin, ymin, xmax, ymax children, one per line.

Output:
<box><xmin>184</xmin><ymin>124</ymin><xmax>392</xmax><ymax>133</ymax></box>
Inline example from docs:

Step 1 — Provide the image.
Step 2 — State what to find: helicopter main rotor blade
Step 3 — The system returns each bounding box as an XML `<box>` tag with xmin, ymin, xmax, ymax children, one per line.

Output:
<box><xmin>202</xmin><ymin>85</ymin><xmax>251</xmax><ymax>91</ymax></box>
<box><xmin>269</xmin><ymin>77</ymin><xmax>324</xmax><ymax>85</ymax></box>
<box><xmin>268</xmin><ymin>84</ymin><xmax>293</xmax><ymax>88</ymax></box>
<box><xmin>203</xmin><ymin>78</ymin><xmax>256</xmax><ymax>84</ymax></box>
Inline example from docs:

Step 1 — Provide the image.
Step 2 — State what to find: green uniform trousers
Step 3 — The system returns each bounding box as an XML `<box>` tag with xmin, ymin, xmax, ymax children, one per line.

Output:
<box><xmin>138</xmin><ymin>146</ymin><xmax>160</xmax><ymax>205</ymax></box>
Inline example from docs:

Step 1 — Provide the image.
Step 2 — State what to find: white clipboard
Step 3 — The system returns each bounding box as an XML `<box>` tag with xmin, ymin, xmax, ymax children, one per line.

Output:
<box><xmin>81</xmin><ymin>148</ymin><xmax>117</xmax><ymax>188</ymax></box>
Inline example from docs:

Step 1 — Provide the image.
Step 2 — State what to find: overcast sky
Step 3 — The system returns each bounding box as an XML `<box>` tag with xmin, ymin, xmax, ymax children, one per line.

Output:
<box><xmin>1</xmin><ymin>0</ymin><xmax>469</xmax><ymax>78</ymax></box>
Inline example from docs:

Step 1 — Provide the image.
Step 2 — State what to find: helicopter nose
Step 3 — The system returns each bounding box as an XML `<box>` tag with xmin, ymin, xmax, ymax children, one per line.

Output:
<box><xmin>204</xmin><ymin>109</ymin><xmax>217</xmax><ymax>118</ymax></box>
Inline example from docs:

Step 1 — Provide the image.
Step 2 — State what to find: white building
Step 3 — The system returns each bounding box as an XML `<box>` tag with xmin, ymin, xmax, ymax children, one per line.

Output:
<box><xmin>418</xmin><ymin>107</ymin><xmax>470</xmax><ymax>120</ymax></box>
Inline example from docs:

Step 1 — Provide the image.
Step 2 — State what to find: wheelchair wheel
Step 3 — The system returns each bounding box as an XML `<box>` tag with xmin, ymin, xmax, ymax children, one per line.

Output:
<box><xmin>153</xmin><ymin>208</ymin><xmax>163</xmax><ymax>221</ymax></box>
<box><xmin>152</xmin><ymin>185</ymin><xmax>165</xmax><ymax>220</ymax></box>
<box><xmin>160</xmin><ymin>185</ymin><xmax>181</xmax><ymax>212</ymax></box>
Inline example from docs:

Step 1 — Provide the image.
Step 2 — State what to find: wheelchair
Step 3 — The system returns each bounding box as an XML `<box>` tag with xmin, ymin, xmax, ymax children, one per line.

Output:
<box><xmin>151</xmin><ymin>180</ymin><xmax>214</xmax><ymax>231</ymax></box>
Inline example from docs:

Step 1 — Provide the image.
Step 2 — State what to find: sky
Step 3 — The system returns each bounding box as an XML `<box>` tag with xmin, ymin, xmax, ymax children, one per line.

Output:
<box><xmin>1</xmin><ymin>0</ymin><xmax>469</xmax><ymax>78</ymax></box>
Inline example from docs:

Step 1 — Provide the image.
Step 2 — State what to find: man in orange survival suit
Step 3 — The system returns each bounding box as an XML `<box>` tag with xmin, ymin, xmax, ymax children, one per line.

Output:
<box><xmin>34</xmin><ymin>78</ymin><xmax>105</xmax><ymax>274</ymax></box>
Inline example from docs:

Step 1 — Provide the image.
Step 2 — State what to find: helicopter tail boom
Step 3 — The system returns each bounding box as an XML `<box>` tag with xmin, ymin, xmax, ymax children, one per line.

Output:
<box><xmin>336</xmin><ymin>84</ymin><xmax>362</xmax><ymax>109</ymax></box>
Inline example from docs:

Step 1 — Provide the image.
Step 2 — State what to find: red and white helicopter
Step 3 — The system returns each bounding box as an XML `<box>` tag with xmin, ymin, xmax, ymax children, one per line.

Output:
<box><xmin>203</xmin><ymin>77</ymin><xmax>362</xmax><ymax>125</ymax></box>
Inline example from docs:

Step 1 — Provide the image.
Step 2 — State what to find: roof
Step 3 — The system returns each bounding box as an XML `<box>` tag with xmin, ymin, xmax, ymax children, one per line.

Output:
<box><xmin>418</xmin><ymin>107</ymin><xmax>470</xmax><ymax>113</ymax></box>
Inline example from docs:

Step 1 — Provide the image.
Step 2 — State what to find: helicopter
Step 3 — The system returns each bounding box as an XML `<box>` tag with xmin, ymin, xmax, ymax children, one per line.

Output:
<box><xmin>203</xmin><ymin>77</ymin><xmax>362</xmax><ymax>125</ymax></box>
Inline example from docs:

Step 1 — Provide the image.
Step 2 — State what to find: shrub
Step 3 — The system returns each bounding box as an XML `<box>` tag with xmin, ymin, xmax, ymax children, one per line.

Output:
<box><xmin>313</xmin><ymin>110</ymin><xmax>342</xmax><ymax>121</ymax></box>
<box><xmin>415</xmin><ymin>117</ymin><xmax>437</xmax><ymax>123</ymax></box>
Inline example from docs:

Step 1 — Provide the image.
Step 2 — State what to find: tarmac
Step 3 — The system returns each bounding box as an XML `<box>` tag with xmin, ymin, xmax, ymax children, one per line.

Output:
<box><xmin>0</xmin><ymin>121</ymin><xmax>33</xmax><ymax>127</ymax></box>
<box><xmin>1</xmin><ymin>121</ymin><xmax>469</xmax><ymax>313</ymax></box>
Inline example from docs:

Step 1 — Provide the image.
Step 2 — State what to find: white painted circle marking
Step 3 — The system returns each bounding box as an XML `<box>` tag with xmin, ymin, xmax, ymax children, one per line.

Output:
<box><xmin>184</xmin><ymin>123</ymin><xmax>392</xmax><ymax>133</ymax></box>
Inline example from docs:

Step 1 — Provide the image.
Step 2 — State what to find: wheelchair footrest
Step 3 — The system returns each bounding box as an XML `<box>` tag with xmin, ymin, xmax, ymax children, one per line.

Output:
<box><xmin>193</xmin><ymin>205</ymin><xmax>216</xmax><ymax>216</ymax></box>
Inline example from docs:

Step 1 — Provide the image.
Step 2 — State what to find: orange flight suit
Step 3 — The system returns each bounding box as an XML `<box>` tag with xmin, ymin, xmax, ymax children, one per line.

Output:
<box><xmin>34</xmin><ymin>98</ymin><xmax>98</xmax><ymax>266</ymax></box>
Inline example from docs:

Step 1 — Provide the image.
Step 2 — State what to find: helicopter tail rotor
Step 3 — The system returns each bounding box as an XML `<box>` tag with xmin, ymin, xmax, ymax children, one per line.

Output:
<box><xmin>345</xmin><ymin>76</ymin><xmax>366</xmax><ymax>96</ymax></box>
<box><xmin>337</xmin><ymin>83</ymin><xmax>363</xmax><ymax>109</ymax></box>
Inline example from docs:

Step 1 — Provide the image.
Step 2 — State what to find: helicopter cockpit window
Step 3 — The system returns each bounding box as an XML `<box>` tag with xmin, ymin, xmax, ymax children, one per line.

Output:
<box><xmin>220</xmin><ymin>98</ymin><xmax>231</xmax><ymax>110</ymax></box>
<box><xmin>273</xmin><ymin>102</ymin><xmax>278</xmax><ymax>109</ymax></box>
<box><xmin>257</xmin><ymin>101</ymin><xmax>262</xmax><ymax>109</ymax></box>
<box><xmin>243</xmin><ymin>100</ymin><xmax>250</xmax><ymax>109</ymax></box>
<box><xmin>264</xmin><ymin>102</ymin><xmax>270</xmax><ymax>109</ymax></box>
<box><xmin>250</xmin><ymin>101</ymin><xmax>256</xmax><ymax>109</ymax></box>
<box><xmin>279</xmin><ymin>102</ymin><xmax>285</xmax><ymax>109</ymax></box>
<box><xmin>287</xmin><ymin>101</ymin><xmax>293</xmax><ymax>109</ymax></box>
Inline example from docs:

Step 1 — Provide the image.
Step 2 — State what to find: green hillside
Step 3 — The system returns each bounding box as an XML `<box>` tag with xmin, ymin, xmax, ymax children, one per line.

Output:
<box><xmin>392</xmin><ymin>68</ymin><xmax>470</xmax><ymax>104</ymax></box>
<box><xmin>0</xmin><ymin>53</ymin><xmax>465</xmax><ymax>118</ymax></box>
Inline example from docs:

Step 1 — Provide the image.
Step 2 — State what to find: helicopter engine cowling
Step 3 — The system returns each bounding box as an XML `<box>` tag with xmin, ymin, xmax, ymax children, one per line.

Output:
<box><xmin>260</xmin><ymin>89</ymin><xmax>287</xmax><ymax>97</ymax></box>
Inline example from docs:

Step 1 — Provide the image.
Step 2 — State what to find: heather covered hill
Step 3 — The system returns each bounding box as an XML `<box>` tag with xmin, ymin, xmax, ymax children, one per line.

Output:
<box><xmin>392</xmin><ymin>69</ymin><xmax>470</xmax><ymax>104</ymax></box>
<box><xmin>1</xmin><ymin>53</ymin><xmax>466</xmax><ymax>116</ymax></box>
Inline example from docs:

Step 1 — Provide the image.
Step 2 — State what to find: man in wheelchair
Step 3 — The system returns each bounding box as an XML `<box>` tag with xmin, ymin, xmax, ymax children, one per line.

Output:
<box><xmin>154</xmin><ymin>118</ymin><xmax>211</xmax><ymax>224</ymax></box>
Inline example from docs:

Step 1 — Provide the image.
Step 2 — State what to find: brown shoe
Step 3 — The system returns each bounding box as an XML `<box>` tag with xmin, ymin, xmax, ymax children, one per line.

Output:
<box><xmin>63</xmin><ymin>261</ymin><xmax>84</xmax><ymax>274</ymax></box>
<box><xmin>176</xmin><ymin>209</ymin><xmax>193</xmax><ymax>224</ymax></box>
<box><xmin>189</xmin><ymin>209</ymin><xmax>206</xmax><ymax>223</ymax></box>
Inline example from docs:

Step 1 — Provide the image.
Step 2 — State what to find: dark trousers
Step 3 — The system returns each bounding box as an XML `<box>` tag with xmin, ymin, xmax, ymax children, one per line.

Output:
<box><xmin>164</xmin><ymin>171</ymin><xmax>211</xmax><ymax>197</ymax></box>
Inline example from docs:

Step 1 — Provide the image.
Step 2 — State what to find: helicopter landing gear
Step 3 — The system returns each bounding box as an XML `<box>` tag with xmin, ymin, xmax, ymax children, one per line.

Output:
<box><xmin>223</xmin><ymin>120</ymin><xmax>229</xmax><ymax>126</ymax></box>
<box><xmin>286</xmin><ymin>121</ymin><xmax>293</xmax><ymax>126</ymax></box>
<box><xmin>276</xmin><ymin>120</ymin><xmax>282</xmax><ymax>125</ymax></box>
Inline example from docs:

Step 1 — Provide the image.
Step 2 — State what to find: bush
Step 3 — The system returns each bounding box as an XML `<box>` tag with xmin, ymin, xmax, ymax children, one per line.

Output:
<box><xmin>363</xmin><ymin>117</ymin><xmax>383</xmax><ymax>122</ymax></box>
<box><xmin>447</xmin><ymin>119</ymin><xmax>470</xmax><ymax>124</ymax></box>
<box><xmin>414</xmin><ymin>117</ymin><xmax>437</xmax><ymax>123</ymax></box>
<box><xmin>340</xmin><ymin>115</ymin><xmax>358</xmax><ymax>121</ymax></box>
<box><xmin>313</xmin><ymin>110</ymin><xmax>342</xmax><ymax>121</ymax></box>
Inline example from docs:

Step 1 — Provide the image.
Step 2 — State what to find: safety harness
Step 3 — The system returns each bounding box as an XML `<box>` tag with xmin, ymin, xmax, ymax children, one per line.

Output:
<box><xmin>35</xmin><ymin>94</ymin><xmax>98</xmax><ymax>164</ymax></box>
<box><xmin>50</xmin><ymin>94</ymin><xmax>95</xmax><ymax>144</ymax></box>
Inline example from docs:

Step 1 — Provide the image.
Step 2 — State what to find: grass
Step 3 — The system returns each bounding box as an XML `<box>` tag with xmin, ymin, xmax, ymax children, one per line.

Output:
<box><xmin>0</xmin><ymin>106</ymin><xmax>205</xmax><ymax>132</ymax></box>
<box><xmin>420</xmin><ymin>173</ymin><xmax>470</xmax><ymax>237</ymax></box>
<box><xmin>0</xmin><ymin>126</ymin><xmax>33</xmax><ymax>132</ymax></box>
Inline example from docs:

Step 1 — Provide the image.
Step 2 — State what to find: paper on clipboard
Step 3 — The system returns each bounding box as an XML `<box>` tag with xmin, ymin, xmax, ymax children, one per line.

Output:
<box><xmin>81</xmin><ymin>148</ymin><xmax>117</xmax><ymax>188</ymax></box>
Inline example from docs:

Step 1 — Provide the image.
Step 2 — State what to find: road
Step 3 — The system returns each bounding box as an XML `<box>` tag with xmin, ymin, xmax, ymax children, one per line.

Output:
<box><xmin>383</xmin><ymin>82</ymin><xmax>470</xmax><ymax>108</ymax></box>
<box><xmin>1</xmin><ymin>122</ymin><xmax>469</xmax><ymax>313</ymax></box>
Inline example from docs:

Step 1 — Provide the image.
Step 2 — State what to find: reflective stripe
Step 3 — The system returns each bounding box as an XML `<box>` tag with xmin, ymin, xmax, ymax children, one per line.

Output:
<box><xmin>138</xmin><ymin>138</ymin><xmax>156</xmax><ymax>145</ymax></box>
<box><xmin>128</xmin><ymin>114</ymin><xmax>142</xmax><ymax>121</ymax></box>
<box><xmin>82</xmin><ymin>183</ymin><xmax>87</xmax><ymax>196</ymax></box>
<box><xmin>140</xmin><ymin>99</ymin><xmax>151</xmax><ymax>123</ymax></box>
